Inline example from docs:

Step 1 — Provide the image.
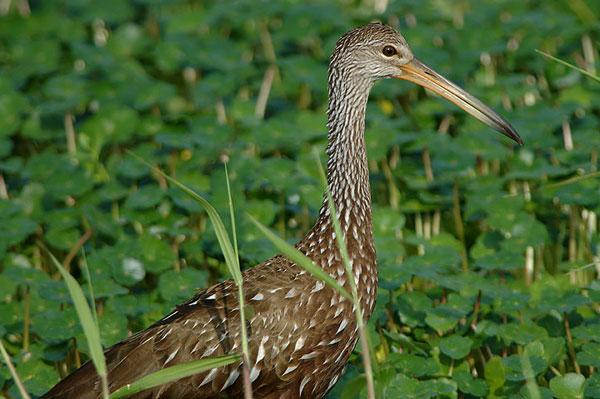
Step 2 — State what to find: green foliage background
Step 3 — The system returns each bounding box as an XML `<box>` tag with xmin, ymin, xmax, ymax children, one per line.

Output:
<box><xmin>0</xmin><ymin>0</ymin><xmax>599</xmax><ymax>397</ymax></box>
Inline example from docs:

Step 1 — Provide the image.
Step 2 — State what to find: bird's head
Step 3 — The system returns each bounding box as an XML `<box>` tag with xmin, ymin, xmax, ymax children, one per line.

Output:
<box><xmin>331</xmin><ymin>22</ymin><xmax>522</xmax><ymax>145</ymax></box>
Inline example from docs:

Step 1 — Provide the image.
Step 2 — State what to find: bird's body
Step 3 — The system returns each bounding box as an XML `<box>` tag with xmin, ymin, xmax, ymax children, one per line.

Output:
<box><xmin>42</xmin><ymin>23</ymin><xmax>520</xmax><ymax>399</ymax></box>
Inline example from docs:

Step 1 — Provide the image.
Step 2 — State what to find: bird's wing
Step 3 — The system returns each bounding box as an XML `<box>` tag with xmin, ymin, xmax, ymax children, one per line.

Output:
<box><xmin>42</xmin><ymin>253</ymin><xmax>352</xmax><ymax>399</ymax></box>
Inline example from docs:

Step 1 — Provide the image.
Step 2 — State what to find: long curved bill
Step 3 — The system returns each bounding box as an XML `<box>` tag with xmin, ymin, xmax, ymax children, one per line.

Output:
<box><xmin>394</xmin><ymin>58</ymin><xmax>522</xmax><ymax>146</ymax></box>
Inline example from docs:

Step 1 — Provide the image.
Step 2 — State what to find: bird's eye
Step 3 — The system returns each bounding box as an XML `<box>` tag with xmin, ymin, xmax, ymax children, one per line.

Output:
<box><xmin>382</xmin><ymin>45</ymin><xmax>397</xmax><ymax>57</ymax></box>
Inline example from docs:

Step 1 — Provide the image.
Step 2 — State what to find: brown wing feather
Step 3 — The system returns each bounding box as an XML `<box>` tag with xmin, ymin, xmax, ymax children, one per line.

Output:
<box><xmin>42</xmin><ymin>249</ymin><xmax>357</xmax><ymax>399</ymax></box>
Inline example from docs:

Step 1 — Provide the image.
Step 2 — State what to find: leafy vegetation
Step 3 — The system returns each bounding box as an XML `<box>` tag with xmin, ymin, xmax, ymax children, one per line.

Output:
<box><xmin>0</xmin><ymin>0</ymin><xmax>599</xmax><ymax>398</ymax></box>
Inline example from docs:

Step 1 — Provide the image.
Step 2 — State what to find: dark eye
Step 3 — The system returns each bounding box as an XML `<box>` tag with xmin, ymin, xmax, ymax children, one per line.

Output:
<box><xmin>382</xmin><ymin>45</ymin><xmax>397</xmax><ymax>57</ymax></box>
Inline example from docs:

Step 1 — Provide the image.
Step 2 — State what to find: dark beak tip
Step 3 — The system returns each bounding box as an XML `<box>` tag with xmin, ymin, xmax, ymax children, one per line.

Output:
<box><xmin>512</xmin><ymin>133</ymin><xmax>523</xmax><ymax>146</ymax></box>
<box><xmin>502</xmin><ymin>125</ymin><xmax>523</xmax><ymax>146</ymax></box>
<box><xmin>510</xmin><ymin>130</ymin><xmax>523</xmax><ymax>147</ymax></box>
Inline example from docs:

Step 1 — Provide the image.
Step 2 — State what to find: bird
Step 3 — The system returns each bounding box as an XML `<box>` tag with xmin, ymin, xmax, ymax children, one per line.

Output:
<box><xmin>42</xmin><ymin>22</ymin><xmax>521</xmax><ymax>399</ymax></box>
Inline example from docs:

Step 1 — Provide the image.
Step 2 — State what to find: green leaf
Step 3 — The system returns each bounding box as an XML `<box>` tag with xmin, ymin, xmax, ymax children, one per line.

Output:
<box><xmin>576</xmin><ymin>343</ymin><xmax>600</xmax><ymax>368</ymax></box>
<box><xmin>493</xmin><ymin>323</ymin><xmax>548</xmax><ymax>345</ymax></box>
<box><xmin>438</xmin><ymin>335</ymin><xmax>473</xmax><ymax>360</ymax></box>
<box><xmin>0</xmin><ymin>91</ymin><xmax>28</xmax><ymax>136</ymax></box>
<box><xmin>0</xmin><ymin>217</ymin><xmax>38</xmax><ymax>248</ymax></box>
<box><xmin>98</xmin><ymin>310</ymin><xmax>129</xmax><ymax>347</ymax></box>
<box><xmin>111</xmin><ymin>257</ymin><xmax>146</xmax><ymax>287</ymax></box>
<box><xmin>105</xmin><ymin>294</ymin><xmax>155</xmax><ymax>318</ymax></box>
<box><xmin>571</xmin><ymin>323</ymin><xmax>600</xmax><ymax>341</ymax></box>
<box><xmin>0</xmin><ymin>274</ymin><xmax>17</xmax><ymax>301</ymax></box>
<box><xmin>32</xmin><ymin>308</ymin><xmax>82</xmax><ymax>343</ymax></box>
<box><xmin>245</xmin><ymin>199</ymin><xmax>277</xmax><ymax>226</ymax></box>
<box><xmin>585</xmin><ymin>373</ymin><xmax>600</xmax><ymax>399</ymax></box>
<box><xmin>82</xmin><ymin>279</ymin><xmax>128</xmax><ymax>299</ymax></box>
<box><xmin>425</xmin><ymin>305</ymin><xmax>466</xmax><ymax>333</ymax></box>
<box><xmin>4</xmin><ymin>266</ymin><xmax>49</xmax><ymax>285</ymax></box>
<box><xmin>475</xmin><ymin>250</ymin><xmax>523</xmax><ymax>271</ymax></box>
<box><xmin>501</xmin><ymin>355</ymin><xmax>546</xmax><ymax>381</ymax></box>
<box><xmin>396</xmin><ymin>291</ymin><xmax>432</xmax><ymax>328</ymax></box>
<box><xmin>124</xmin><ymin>186</ymin><xmax>164</xmax><ymax>209</ymax></box>
<box><xmin>139</xmin><ymin>235</ymin><xmax>177</xmax><ymax>274</ymax></box>
<box><xmin>109</xmin><ymin>353</ymin><xmax>242</xmax><ymax>399</ymax></box>
<box><xmin>81</xmin><ymin>105</ymin><xmax>140</xmax><ymax>153</ymax></box>
<box><xmin>549</xmin><ymin>373</ymin><xmax>585</xmax><ymax>399</ymax></box>
<box><xmin>14</xmin><ymin>358</ymin><xmax>58</xmax><ymax>396</ymax></box>
<box><xmin>485</xmin><ymin>356</ymin><xmax>506</xmax><ymax>396</ymax></box>
<box><xmin>454</xmin><ymin>370</ymin><xmax>489</xmax><ymax>397</ymax></box>
<box><xmin>158</xmin><ymin>269</ymin><xmax>208</xmax><ymax>305</ymax></box>
<box><xmin>389</xmin><ymin>353</ymin><xmax>440</xmax><ymax>377</ymax></box>
<box><xmin>537</xmin><ymin>291</ymin><xmax>590</xmax><ymax>313</ymax></box>
<box><xmin>386</xmin><ymin>373</ymin><xmax>436</xmax><ymax>399</ymax></box>
<box><xmin>0</xmin><ymin>302</ymin><xmax>23</xmax><ymax>326</ymax></box>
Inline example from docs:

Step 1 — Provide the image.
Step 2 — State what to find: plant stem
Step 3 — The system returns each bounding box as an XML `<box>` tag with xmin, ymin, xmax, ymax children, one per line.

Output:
<box><xmin>563</xmin><ymin>311</ymin><xmax>581</xmax><ymax>374</ymax></box>
<box><xmin>471</xmin><ymin>290</ymin><xmax>482</xmax><ymax>331</ymax></box>
<box><xmin>423</xmin><ymin>148</ymin><xmax>434</xmax><ymax>181</ymax></box>
<box><xmin>63</xmin><ymin>228</ymin><xmax>94</xmax><ymax>272</ymax></box>
<box><xmin>64</xmin><ymin>111</ymin><xmax>76</xmax><ymax>155</ymax></box>
<box><xmin>0</xmin><ymin>172</ymin><xmax>8</xmax><ymax>199</ymax></box>
<box><xmin>380</xmin><ymin>157</ymin><xmax>400</xmax><ymax>210</ymax></box>
<box><xmin>255</xmin><ymin>65</ymin><xmax>275</xmax><ymax>119</ymax></box>
<box><xmin>453</xmin><ymin>178</ymin><xmax>468</xmax><ymax>273</ymax></box>
<box><xmin>24</xmin><ymin>286</ymin><xmax>30</xmax><ymax>352</ymax></box>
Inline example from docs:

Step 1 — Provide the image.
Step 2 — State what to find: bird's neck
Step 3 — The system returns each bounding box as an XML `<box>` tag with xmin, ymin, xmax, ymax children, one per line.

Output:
<box><xmin>298</xmin><ymin>69</ymin><xmax>377</xmax><ymax>317</ymax></box>
<box><xmin>324</xmin><ymin>70</ymin><xmax>373</xmax><ymax>221</ymax></box>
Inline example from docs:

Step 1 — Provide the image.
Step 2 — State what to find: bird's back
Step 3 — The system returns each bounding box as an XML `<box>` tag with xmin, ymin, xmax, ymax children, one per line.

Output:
<box><xmin>42</xmin><ymin>249</ymin><xmax>362</xmax><ymax>399</ymax></box>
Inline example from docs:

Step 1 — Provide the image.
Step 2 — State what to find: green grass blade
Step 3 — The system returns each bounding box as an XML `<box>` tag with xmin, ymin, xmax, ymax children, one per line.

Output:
<box><xmin>40</xmin><ymin>244</ymin><xmax>109</xmax><ymax>399</ymax></box>
<box><xmin>535</xmin><ymin>49</ymin><xmax>600</xmax><ymax>83</ymax></box>
<box><xmin>127</xmin><ymin>151</ymin><xmax>242</xmax><ymax>284</ymax></box>
<box><xmin>539</xmin><ymin>171</ymin><xmax>600</xmax><ymax>190</ymax></box>
<box><xmin>565</xmin><ymin>262</ymin><xmax>599</xmax><ymax>274</ymax></box>
<box><xmin>224</xmin><ymin>163</ymin><xmax>253</xmax><ymax>398</ymax></box>
<box><xmin>224</xmin><ymin>164</ymin><xmax>240</xmax><ymax>271</ymax></box>
<box><xmin>109</xmin><ymin>353</ymin><xmax>242</xmax><ymax>399</ymax></box>
<box><xmin>248</xmin><ymin>215</ymin><xmax>353</xmax><ymax>302</ymax></box>
<box><xmin>80</xmin><ymin>249</ymin><xmax>99</xmax><ymax>324</ymax></box>
<box><xmin>0</xmin><ymin>340</ymin><xmax>31</xmax><ymax>399</ymax></box>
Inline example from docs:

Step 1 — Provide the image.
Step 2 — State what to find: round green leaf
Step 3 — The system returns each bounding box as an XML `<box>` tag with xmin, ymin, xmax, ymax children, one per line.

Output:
<box><xmin>576</xmin><ymin>343</ymin><xmax>600</xmax><ymax>368</ymax></box>
<box><xmin>99</xmin><ymin>309</ymin><xmax>129</xmax><ymax>347</ymax></box>
<box><xmin>13</xmin><ymin>358</ymin><xmax>59</xmax><ymax>396</ymax></box>
<box><xmin>549</xmin><ymin>373</ymin><xmax>585</xmax><ymax>399</ymax></box>
<box><xmin>31</xmin><ymin>308</ymin><xmax>82</xmax><ymax>343</ymax></box>
<box><xmin>387</xmin><ymin>373</ymin><xmax>436</xmax><ymax>399</ymax></box>
<box><xmin>454</xmin><ymin>370</ymin><xmax>489</xmax><ymax>397</ymax></box>
<box><xmin>389</xmin><ymin>353</ymin><xmax>440</xmax><ymax>378</ymax></box>
<box><xmin>0</xmin><ymin>274</ymin><xmax>17</xmax><ymax>301</ymax></box>
<box><xmin>111</xmin><ymin>256</ymin><xmax>146</xmax><ymax>286</ymax></box>
<box><xmin>438</xmin><ymin>335</ymin><xmax>473</xmax><ymax>360</ymax></box>
<box><xmin>124</xmin><ymin>185</ymin><xmax>164</xmax><ymax>209</ymax></box>
<box><xmin>139</xmin><ymin>235</ymin><xmax>177</xmax><ymax>274</ymax></box>
<box><xmin>0</xmin><ymin>91</ymin><xmax>28</xmax><ymax>136</ymax></box>
<box><xmin>158</xmin><ymin>268</ymin><xmax>209</xmax><ymax>305</ymax></box>
<box><xmin>502</xmin><ymin>355</ymin><xmax>547</xmax><ymax>381</ymax></box>
<box><xmin>4</xmin><ymin>266</ymin><xmax>50</xmax><ymax>285</ymax></box>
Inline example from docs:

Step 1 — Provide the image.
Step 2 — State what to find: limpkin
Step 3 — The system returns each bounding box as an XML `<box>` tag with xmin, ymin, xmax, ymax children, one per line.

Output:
<box><xmin>42</xmin><ymin>23</ymin><xmax>521</xmax><ymax>399</ymax></box>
